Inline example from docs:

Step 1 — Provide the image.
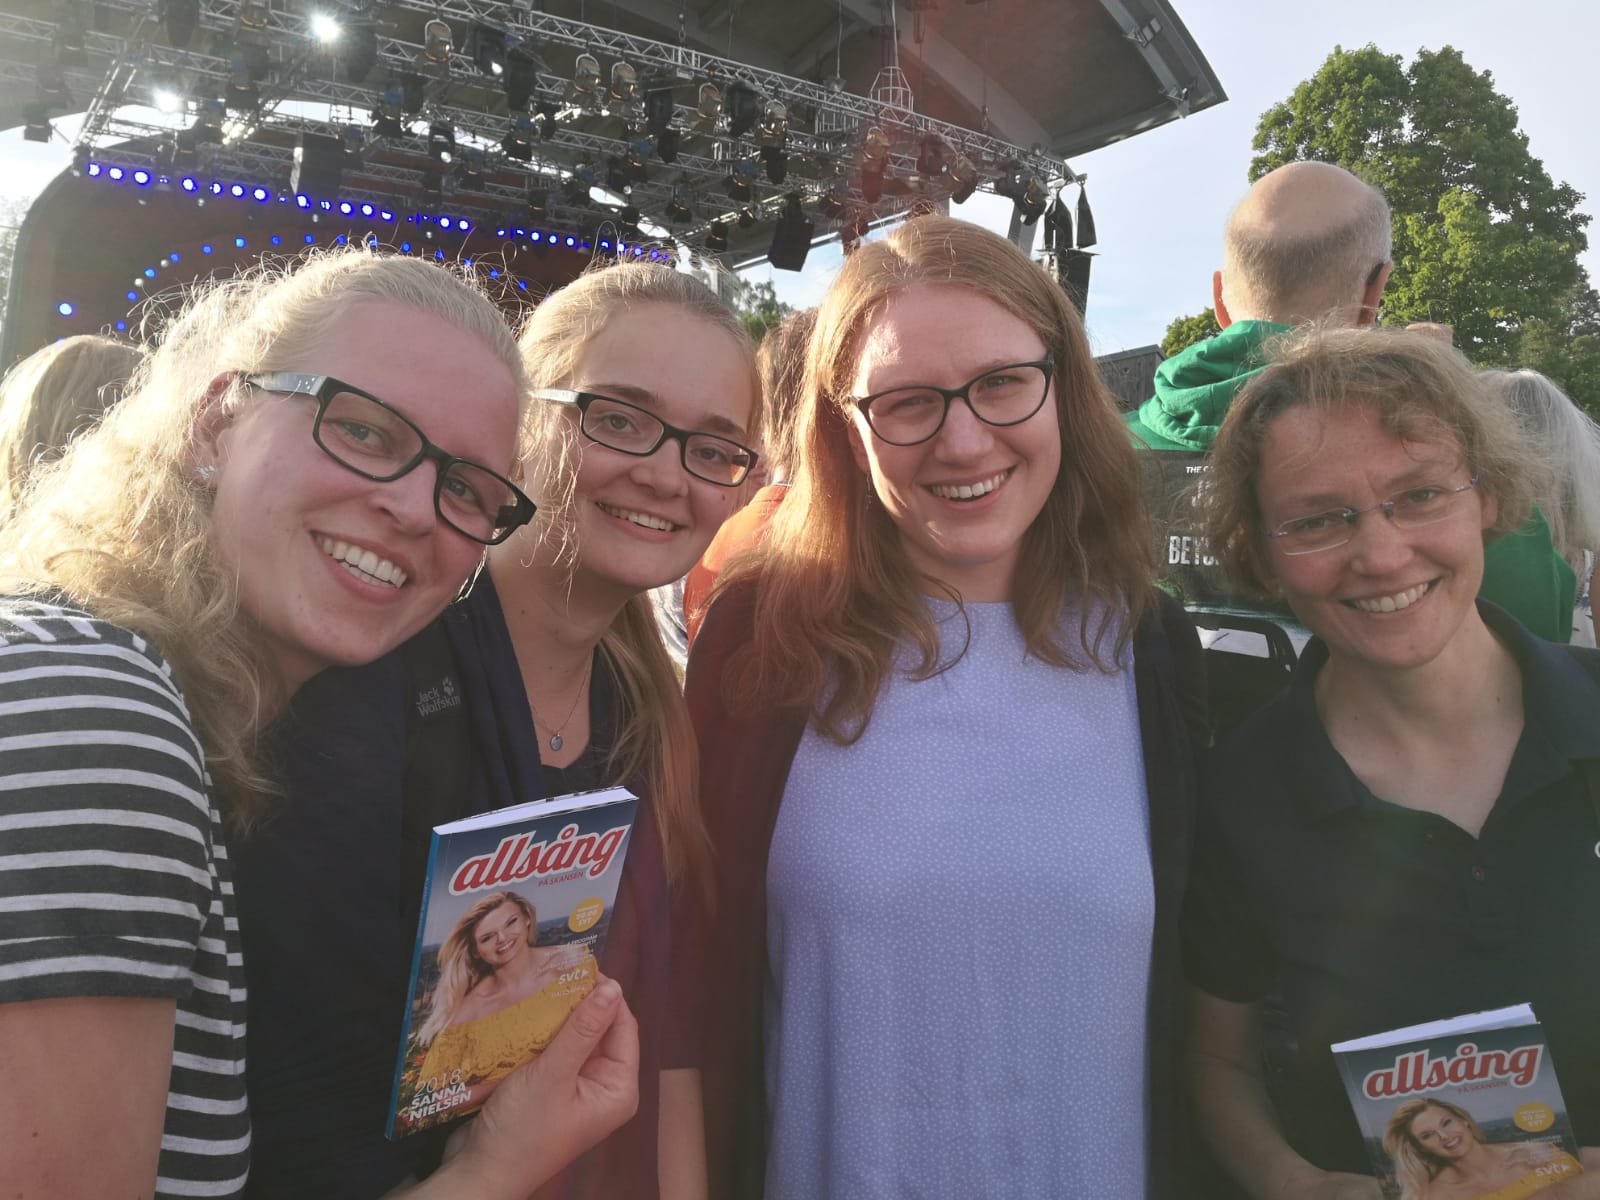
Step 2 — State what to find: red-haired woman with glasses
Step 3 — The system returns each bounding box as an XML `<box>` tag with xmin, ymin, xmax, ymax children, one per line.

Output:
<box><xmin>1184</xmin><ymin>328</ymin><xmax>1600</xmax><ymax>1198</ymax></box>
<box><xmin>0</xmin><ymin>249</ymin><xmax>639</xmax><ymax>1200</ymax></box>
<box><xmin>686</xmin><ymin>215</ymin><xmax>1208</xmax><ymax>1199</ymax></box>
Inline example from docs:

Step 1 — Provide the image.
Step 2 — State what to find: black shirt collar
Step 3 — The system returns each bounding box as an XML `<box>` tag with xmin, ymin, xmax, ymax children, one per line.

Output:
<box><xmin>1283</xmin><ymin>600</ymin><xmax>1600</xmax><ymax>825</ymax></box>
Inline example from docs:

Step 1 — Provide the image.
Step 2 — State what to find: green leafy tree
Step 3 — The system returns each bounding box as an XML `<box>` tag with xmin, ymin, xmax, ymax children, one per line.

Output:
<box><xmin>1161</xmin><ymin>308</ymin><xmax>1221</xmax><ymax>358</ymax></box>
<box><xmin>731</xmin><ymin>277</ymin><xmax>793</xmax><ymax>344</ymax></box>
<box><xmin>1250</xmin><ymin>45</ymin><xmax>1600</xmax><ymax>413</ymax></box>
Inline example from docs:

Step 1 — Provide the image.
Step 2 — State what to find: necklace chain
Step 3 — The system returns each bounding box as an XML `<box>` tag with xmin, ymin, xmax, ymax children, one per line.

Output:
<box><xmin>531</xmin><ymin>655</ymin><xmax>593</xmax><ymax>753</ymax></box>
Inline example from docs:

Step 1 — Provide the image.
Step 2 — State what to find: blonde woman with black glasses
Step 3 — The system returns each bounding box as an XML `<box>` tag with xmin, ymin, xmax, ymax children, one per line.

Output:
<box><xmin>0</xmin><ymin>249</ymin><xmax>640</xmax><ymax>1200</ymax></box>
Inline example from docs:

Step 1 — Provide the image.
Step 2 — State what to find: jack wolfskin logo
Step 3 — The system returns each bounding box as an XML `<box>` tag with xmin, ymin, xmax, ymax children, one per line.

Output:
<box><xmin>415</xmin><ymin>676</ymin><xmax>463</xmax><ymax>718</ymax></box>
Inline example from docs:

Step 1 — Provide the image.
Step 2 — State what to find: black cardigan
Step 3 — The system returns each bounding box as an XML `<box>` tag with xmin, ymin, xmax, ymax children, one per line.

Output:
<box><xmin>684</xmin><ymin>587</ymin><xmax>1209</xmax><ymax>1199</ymax></box>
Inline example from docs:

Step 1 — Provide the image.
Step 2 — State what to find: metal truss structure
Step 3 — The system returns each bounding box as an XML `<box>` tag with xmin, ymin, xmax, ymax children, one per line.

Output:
<box><xmin>3</xmin><ymin>0</ymin><xmax>1081</xmax><ymax>259</ymax></box>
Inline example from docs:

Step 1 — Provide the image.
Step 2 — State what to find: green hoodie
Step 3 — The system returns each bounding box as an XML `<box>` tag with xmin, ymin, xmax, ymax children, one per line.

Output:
<box><xmin>1123</xmin><ymin>321</ymin><xmax>1576</xmax><ymax>642</ymax></box>
<box><xmin>1123</xmin><ymin>320</ymin><xmax>1290</xmax><ymax>451</ymax></box>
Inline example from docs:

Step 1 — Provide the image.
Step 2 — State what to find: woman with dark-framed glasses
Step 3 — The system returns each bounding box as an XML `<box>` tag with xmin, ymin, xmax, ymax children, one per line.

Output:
<box><xmin>236</xmin><ymin>261</ymin><xmax>758</xmax><ymax>1200</ymax></box>
<box><xmin>1184</xmin><ymin>328</ymin><xmax>1600</xmax><ymax>1198</ymax></box>
<box><xmin>685</xmin><ymin>215</ymin><xmax>1208</xmax><ymax>1199</ymax></box>
<box><xmin>0</xmin><ymin>249</ymin><xmax>640</xmax><ymax>1200</ymax></box>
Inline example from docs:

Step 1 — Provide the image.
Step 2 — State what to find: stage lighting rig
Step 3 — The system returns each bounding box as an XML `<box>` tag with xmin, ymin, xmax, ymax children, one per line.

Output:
<box><xmin>723</xmin><ymin>157</ymin><xmax>757</xmax><ymax>201</ymax></box>
<box><xmin>372</xmin><ymin>93</ymin><xmax>407</xmax><ymax>137</ymax></box>
<box><xmin>767</xmin><ymin>193</ymin><xmax>814</xmax><ymax>271</ymax></box>
<box><xmin>860</xmin><ymin>124</ymin><xmax>889</xmax><ymax>203</ymax></box>
<box><xmin>469</xmin><ymin>25</ymin><xmax>507</xmax><ymax>75</ymax></box>
<box><xmin>54</xmin><ymin>1</ymin><xmax>89</xmax><ymax>68</ymax></box>
<box><xmin>502</xmin><ymin>116</ymin><xmax>536</xmax><ymax>161</ymax></box>
<box><xmin>664</xmin><ymin>183</ymin><xmax>695</xmax><ymax>224</ymax></box>
<box><xmin>235</xmin><ymin>0</ymin><xmax>269</xmax><ymax>33</ymax></box>
<box><xmin>527</xmin><ymin>187</ymin><xmax>549</xmax><ymax>217</ymax></box>
<box><xmin>609</xmin><ymin>62</ymin><xmax>639</xmax><ymax>109</ymax></box>
<box><xmin>36</xmin><ymin>62</ymin><xmax>71</xmax><ymax>108</ymax></box>
<box><xmin>995</xmin><ymin>161</ymin><xmax>1047</xmax><ymax>225</ymax></box>
<box><xmin>504</xmin><ymin>48</ymin><xmax>537</xmax><ymax>111</ymax></box>
<box><xmin>423</xmin><ymin>19</ymin><xmax>452</xmax><ymax>77</ymax></box>
<box><xmin>568</xmin><ymin>53</ymin><xmax>601</xmax><ymax>108</ymax></box>
<box><xmin>22</xmin><ymin>104</ymin><xmax>52</xmax><ymax>144</ymax></box>
<box><xmin>309</xmin><ymin>11</ymin><xmax>341</xmax><ymax>44</ymax></box>
<box><xmin>705</xmin><ymin>222</ymin><xmax>728</xmax><ymax>253</ymax></box>
<box><xmin>948</xmin><ymin>150</ymin><xmax>979</xmax><ymax>203</ymax></box>
<box><xmin>535</xmin><ymin>102</ymin><xmax>558</xmax><ymax>140</ymax></box>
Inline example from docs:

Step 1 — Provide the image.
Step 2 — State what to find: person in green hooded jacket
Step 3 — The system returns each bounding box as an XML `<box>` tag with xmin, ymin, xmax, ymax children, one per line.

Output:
<box><xmin>1126</xmin><ymin>161</ymin><xmax>1575</xmax><ymax>642</ymax></box>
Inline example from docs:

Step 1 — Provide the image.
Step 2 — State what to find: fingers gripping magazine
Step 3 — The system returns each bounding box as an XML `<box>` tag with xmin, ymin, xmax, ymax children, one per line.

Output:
<box><xmin>1332</xmin><ymin>1005</ymin><xmax>1583</xmax><ymax>1200</ymax></box>
<box><xmin>386</xmin><ymin>786</ymin><xmax>638</xmax><ymax>1137</ymax></box>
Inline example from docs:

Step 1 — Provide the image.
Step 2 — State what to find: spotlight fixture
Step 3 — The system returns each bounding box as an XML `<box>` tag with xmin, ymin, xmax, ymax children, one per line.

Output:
<box><xmin>527</xmin><ymin>187</ymin><xmax>549</xmax><ymax>216</ymax></box>
<box><xmin>235</xmin><ymin>0</ymin><xmax>270</xmax><ymax>32</ymax></box>
<box><xmin>454</xmin><ymin>148</ymin><xmax>486</xmax><ymax>191</ymax></box>
<box><xmin>723</xmin><ymin>158</ymin><xmax>756</xmax><ymax>202</ymax></box>
<box><xmin>915</xmin><ymin>133</ymin><xmax>948</xmax><ymax>178</ymax></box>
<box><xmin>191</xmin><ymin>95</ymin><xmax>226</xmax><ymax>142</ymax></box>
<box><xmin>158</xmin><ymin>0</ymin><xmax>200</xmax><ymax>48</ymax></box>
<box><xmin>372</xmin><ymin>92</ymin><xmax>406</xmax><ymax>137</ymax></box>
<box><xmin>397</xmin><ymin>71</ymin><xmax>426</xmax><ymax>114</ymax></box>
<box><xmin>645</xmin><ymin>88</ymin><xmax>674</xmax><ymax>136</ymax></box>
<box><xmin>767</xmin><ymin>192</ymin><xmax>814</xmax><ymax>271</ymax></box>
<box><xmin>502</xmin><ymin>116</ymin><xmax>536</xmax><ymax>161</ymax></box>
<box><xmin>693</xmin><ymin>82</ymin><xmax>721</xmax><ymax>131</ymax></box>
<box><xmin>758</xmin><ymin>100</ymin><xmax>788</xmax><ymax>147</ymax></box>
<box><xmin>469</xmin><ymin>25</ymin><xmax>507</xmax><ymax>75</ymax></box>
<box><xmin>568</xmin><ymin>53</ymin><xmax>601</xmax><ymax>106</ymax></box>
<box><xmin>22</xmin><ymin>103</ymin><xmax>51</xmax><ymax>143</ymax></box>
<box><xmin>995</xmin><ymin>161</ymin><xmax>1047</xmax><ymax>225</ymax></box>
<box><xmin>664</xmin><ymin>183</ymin><xmax>695</xmax><ymax>224</ymax></box>
<box><xmin>609</xmin><ymin>62</ymin><xmax>638</xmax><ymax>108</ymax></box>
<box><xmin>605</xmin><ymin>157</ymin><xmax>632</xmax><ymax>194</ymax></box>
<box><xmin>705</xmin><ymin>223</ymin><xmax>728</xmax><ymax>253</ymax></box>
<box><xmin>616</xmin><ymin>204</ymin><xmax>641</xmax><ymax>234</ymax></box>
<box><xmin>423</xmin><ymin>19</ymin><xmax>452</xmax><ymax>64</ymax></box>
<box><xmin>948</xmin><ymin>150</ymin><xmax>979</xmax><ymax>203</ymax></box>
<box><xmin>725</xmin><ymin>82</ymin><xmax>760</xmax><ymax>138</ymax></box>
<box><xmin>656</xmin><ymin>128</ymin><xmax>680</xmax><ymax>164</ymax></box>
<box><xmin>503</xmin><ymin>48</ymin><xmax>537</xmax><ymax>111</ymax></box>
<box><xmin>36</xmin><ymin>62</ymin><xmax>71</xmax><ymax>108</ymax></box>
<box><xmin>737</xmin><ymin>206</ymin><xmax>755</xmax><ymax>228</ymax></box>
<box><xmin>428</xmin><ymin>121</ymin><xmax>455</xmax><ymax>165</ymax></box>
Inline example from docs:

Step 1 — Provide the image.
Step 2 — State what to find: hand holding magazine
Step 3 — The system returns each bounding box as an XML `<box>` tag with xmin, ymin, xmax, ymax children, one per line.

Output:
<box><xmin>387</xmin><ymin>786</ymin><xmax>639</xmax><ymax>1137</ymax></box>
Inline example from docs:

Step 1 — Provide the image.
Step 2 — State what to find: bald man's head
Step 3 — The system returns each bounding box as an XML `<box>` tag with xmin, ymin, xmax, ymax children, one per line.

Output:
<box><xmin>1216</xmin><ymin>161</ymin><xmax>1392</xmax><ymax>328</ymax></box>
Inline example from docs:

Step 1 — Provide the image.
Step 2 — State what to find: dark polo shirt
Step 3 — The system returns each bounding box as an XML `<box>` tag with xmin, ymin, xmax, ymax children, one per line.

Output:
<box><xmin>1184</xmin><ymin>602</ymin><xmax>1600</xmax><ymax>1173</ymax></box>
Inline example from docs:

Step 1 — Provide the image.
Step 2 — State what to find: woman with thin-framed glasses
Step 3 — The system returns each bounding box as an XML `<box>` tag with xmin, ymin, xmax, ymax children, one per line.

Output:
<box><xmin>0</xmin><ymin>249</ymin><xmax>640</xmax><ymax>1200</ymax></box>
<box><xmin>685</xmin><ymin>215</ymin><xmax>1209</xmax><ymax>1199</ymax></box>
<box><xmin>1185</xmin><ymin>328</ymin><xmax>1600</xmax><ymax>1198</ymax></box>
<box><xmin>236</xmin><ymin>262</ymin><xmax>759</xmax><ymax>1200</ymax></box>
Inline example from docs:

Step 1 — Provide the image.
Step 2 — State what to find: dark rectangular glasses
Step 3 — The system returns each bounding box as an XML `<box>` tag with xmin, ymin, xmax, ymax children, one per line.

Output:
<box><xmin>535</xmin><ymin>388</ymin><xmax>759</xmax><ymax>487</ymax></box>
<box><xmin>242</xmin><ymin>372</ymin><xmax>536</xmax><ymax>545</ymax></box>
<box><xmin>853</xmin><ymin>360</ymin><xmax>1055</xmax><ymax>446</ymax></box>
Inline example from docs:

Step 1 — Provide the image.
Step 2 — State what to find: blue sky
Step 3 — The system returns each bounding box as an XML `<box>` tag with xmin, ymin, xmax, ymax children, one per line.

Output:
<box><xmin>5</xmin><ymin>0</ymin><xmax>1596</xmax><ymax>355</ymax></box>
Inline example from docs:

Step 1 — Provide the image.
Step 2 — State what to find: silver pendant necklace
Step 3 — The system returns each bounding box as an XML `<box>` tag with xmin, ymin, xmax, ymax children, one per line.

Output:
<box><xmin>533</xmin><ymin>656</ymin><xmax>593</xmax><ymax>754</ymax></box>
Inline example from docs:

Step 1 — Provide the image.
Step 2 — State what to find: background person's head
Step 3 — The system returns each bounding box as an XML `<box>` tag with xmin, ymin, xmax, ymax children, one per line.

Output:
<box><xmin>752</xmin><ymin>306</ymin><xmax>817</xmax><ymax>486</ymax></box>
<box><xmin>0</xmin><ymin>248</ymin><xmax>531</xmax><ymax>829</ymax></box>
<box><xmin>1217</xmin><ymin>161</ymin><xmax>1393</xmax><ymax>329</ymax></box>
<box><xmin>0</xmin><ymin>334</ymin><xmax>143</xmax><ymax>517</ymax></box>
<box><xmin>1481</xmin><ymin>368</ymin><xmax>1600</xmax><ymax>571</ymax></box>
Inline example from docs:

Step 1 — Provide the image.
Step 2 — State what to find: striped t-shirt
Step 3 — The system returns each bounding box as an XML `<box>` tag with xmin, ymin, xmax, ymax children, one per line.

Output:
<box><xmin>0</xmin><ymin>598</ymin><xmax>249</xmax><ymax>1197</ymax></box>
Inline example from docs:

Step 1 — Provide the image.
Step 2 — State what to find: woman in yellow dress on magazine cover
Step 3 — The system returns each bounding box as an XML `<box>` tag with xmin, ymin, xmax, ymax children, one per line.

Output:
<box><xmin>416</xmin><ymin>890</ymin><xmax>598</xmax><ymax>1104</ymax></box>
<box><xmin>1384</xmin><ymin>1099</ymin><xmax>1582</xmax><ymax>1200</ymax></box>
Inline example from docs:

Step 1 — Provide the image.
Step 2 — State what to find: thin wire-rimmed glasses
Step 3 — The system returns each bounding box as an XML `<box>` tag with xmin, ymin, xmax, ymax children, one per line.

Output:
<box><xmin>852</xmin><ymin>359</ymin><xmax>1056</xmax><ymax>446</ymax></box>
<box><xmin>1267</xmin><ymin>476</ymin><xmax>1479</xmax><ymax>556</ymax></box>
<box><xmin>242</xmin><ymin>372</ymin><xmax>536</xmax><ymax>545</ymax></box>
<box><xmin>535</xmin><ymin>388</ymin><xmax>760</xmax><ymax>488</ymax></box>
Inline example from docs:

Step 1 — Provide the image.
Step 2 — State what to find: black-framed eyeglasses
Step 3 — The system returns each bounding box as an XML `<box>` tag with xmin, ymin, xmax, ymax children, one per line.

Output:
<box><xmin>242</xmin><ymin>372</ymin><xmax>536</xmax><ymax>545</ymax></box>
<box><xmin>1267</xmin><ymin>476</ymin><xmax>1479</xmax><ymax>556</ymax></box>
<box><xmin>535</xmin><ymin>388</ymin><xmax>759</xmax><ymax>488</ymax></box>
<box><xmin>852</xmin><ymin>359</ymin><xmax>1056</xmax><ymax>446</ymax></box>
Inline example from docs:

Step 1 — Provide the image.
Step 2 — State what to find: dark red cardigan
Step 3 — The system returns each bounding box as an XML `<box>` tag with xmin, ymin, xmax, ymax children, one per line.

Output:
<box><xmin>682</xmin><ymin>585</ymin><xmax>1209</xmax><ymax>1199</ymax></box>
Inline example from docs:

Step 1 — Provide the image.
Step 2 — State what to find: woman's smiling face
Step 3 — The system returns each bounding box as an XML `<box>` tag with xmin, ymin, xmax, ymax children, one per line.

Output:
<box><xmin>1254</xmin><ymin>401</ymin><xmax>1494</xmax><ymax>674</ymax></box>
<box><xmin>561</xmin><ymin>303</ymin><xmax>757</xmax><ymax>599</ymax></box>
<box><xmin>472</xmin><ymin>899</ymin><xmax>532</xmax><ymax>969</ymax></box>
<box><xmin>845</xmin><ymin>283</ymin><xmax>1061</xmax><ymax>602</ymax></box>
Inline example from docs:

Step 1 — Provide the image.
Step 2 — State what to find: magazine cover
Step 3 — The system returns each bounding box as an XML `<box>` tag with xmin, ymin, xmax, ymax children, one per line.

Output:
<box><xmin>1332</xmin><ymin>1004</ymin><xmax>1582</xmax><ymax>1200</ymax></box>
<box><xmin>386</xmin><ymin>785</ymin><xmax>638</xmax><ymax>1137</ymax></box>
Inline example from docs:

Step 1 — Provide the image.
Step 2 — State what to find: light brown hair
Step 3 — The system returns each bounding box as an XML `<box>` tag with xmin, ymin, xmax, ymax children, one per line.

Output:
<box><xmin>1200</xmin><ymin>326</ymin><xmax>1537</xmax><ymax>598</ymax></box>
